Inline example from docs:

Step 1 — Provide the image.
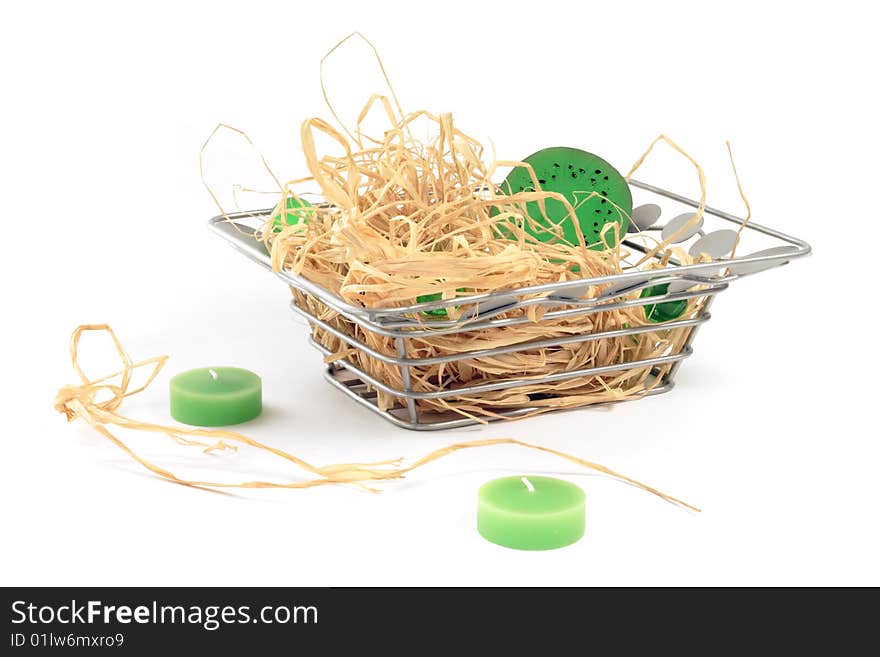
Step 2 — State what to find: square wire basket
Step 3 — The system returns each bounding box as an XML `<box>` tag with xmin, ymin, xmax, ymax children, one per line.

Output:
<box><xmin>209</xmin><ymin>179</ymin><xmax>810</xmax><ymax>430</ymax></box>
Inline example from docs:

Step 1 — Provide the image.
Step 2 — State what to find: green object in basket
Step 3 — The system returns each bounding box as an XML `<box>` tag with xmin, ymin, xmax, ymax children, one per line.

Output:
<box><xmin>416</xmin><ymin>288</ymin><xmax>467</xmax><ymax>317</ymax></box>
<box><xmin>497</xmin><ymin>146</ymin><xmax>632</xmax><ymax>249</ymax></box>
<box><xmin>477</xmin><ymin>476</ymin><xmax>586</xmax><ymax>550</ymax></box>
<box><xmin>272</xmin><ymin>196</ymin><xmax>314</xmax><ymax>232</ymax></box>
<box><xmin>641</xmin><ymin>283</ymin><xmax>687</xmax><ymax>323</ymax></box>
<box><xmin>170</xmin><ymin>367</ymin><xmax>262</xmax><ymax>427</ymax></box>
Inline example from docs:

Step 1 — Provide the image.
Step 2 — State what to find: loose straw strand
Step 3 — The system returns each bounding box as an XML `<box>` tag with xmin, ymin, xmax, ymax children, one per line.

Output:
<box><xmin>319</xmin><ymin>32</ymin><xmax>409</xmax><ymax>146</ymax></box>
<box><xmin>725</xmin><ymin>140</ymin><xmax>752</xmax><ymax>258</ymax></box>
<box><xmin>54</xmin><ymin>325</ymin><xmax>699</xmax><ymax>511</ymax></box>
<box><xmin>626</xmin><ymin>134</ymin><xmax>707</xmax><ymax>266</ymax></box>
<box><xmin>199</xmin><ymin>123</ymin><xmax>283</xmax><ymax>220</ymax></box>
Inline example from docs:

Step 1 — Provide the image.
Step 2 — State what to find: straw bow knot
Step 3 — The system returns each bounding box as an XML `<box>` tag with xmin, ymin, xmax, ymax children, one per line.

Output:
<box><xmin>55</xmin><ymin>324</ymin><xmax>168</xmax><ymax>423</ymax></box>
<box><xmin>54</xmin><ymin>383</ymin><xmax>125</xmax><ymax>420</ymax></box>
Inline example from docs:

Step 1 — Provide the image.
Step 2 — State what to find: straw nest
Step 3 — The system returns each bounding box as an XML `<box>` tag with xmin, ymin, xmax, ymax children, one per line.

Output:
<box><xmin>251</xmin><ymin>93</ymin><xmax>708</xmax><ymax>423</ymax></box>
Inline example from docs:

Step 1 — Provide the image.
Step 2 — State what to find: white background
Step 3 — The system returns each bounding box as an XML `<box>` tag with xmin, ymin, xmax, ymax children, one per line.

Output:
<box><xmin>2</xmin><ymin>0</ymin><xmax>877</xmax><ymax>586</ymax></box>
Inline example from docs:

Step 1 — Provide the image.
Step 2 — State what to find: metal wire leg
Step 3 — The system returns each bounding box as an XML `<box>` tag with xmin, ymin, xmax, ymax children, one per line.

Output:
<box><xmin>664</xmin><ymin>295</ymin><xmax>717</xmax><ymax>385</ymax></box>
<box><xmin>396</xmin><ymin>336</ymin><xmax>418</xmax><ymax>424</ymax></box>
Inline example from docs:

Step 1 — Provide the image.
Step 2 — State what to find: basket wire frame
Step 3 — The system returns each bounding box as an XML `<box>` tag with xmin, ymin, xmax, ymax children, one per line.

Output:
<box><xmin>209</xmin><ymin>179</ymin><xmax>810</xmax><ymax>430</ymax></box>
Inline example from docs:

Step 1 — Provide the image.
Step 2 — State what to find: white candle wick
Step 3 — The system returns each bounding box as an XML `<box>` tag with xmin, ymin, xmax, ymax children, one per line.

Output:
<box><xmin>208</xmin><ymin>369</ymin><xmax>219</xmax><ymax>381</ymax></box>
<box><xmin>521</xmin><ymin>476</ymin><xmax>535</xmax><ymax>493</ymax></box>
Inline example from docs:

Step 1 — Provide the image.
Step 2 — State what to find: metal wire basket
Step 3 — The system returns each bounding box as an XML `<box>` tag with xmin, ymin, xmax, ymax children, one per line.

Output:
<box><xmin>209</xmin><ymin>179</ymin><xmax>810</xmax><ymax>430</ymax></box>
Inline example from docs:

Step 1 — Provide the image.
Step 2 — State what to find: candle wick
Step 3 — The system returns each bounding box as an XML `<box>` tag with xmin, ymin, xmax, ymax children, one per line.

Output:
<box><xmin>208</xmin><ymin>369</ymin><xmax>219</xmax><ymax>381</ymax></box>
<box><xmin>521</xmin><ymin>476</ymin><xmax>535</xmax><ymax>493</ymax></box>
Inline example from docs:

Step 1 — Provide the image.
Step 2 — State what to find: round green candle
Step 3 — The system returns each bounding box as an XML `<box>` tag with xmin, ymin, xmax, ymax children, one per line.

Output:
<box><xmin>477</xmin><ymin>476</ymin><xmax>586</xmax><ymax>550</ymax></box>
<box><xmin>169</xmin><ymin>367</ymin><xmax>262</xmax><ymax>427</ymax></box>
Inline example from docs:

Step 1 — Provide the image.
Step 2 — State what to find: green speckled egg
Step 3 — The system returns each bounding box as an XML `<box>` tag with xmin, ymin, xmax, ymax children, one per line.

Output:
<box><xmin>498</xmin><ymin>147</ymin><xmax>632</xmax><ymax>249</ymax></box>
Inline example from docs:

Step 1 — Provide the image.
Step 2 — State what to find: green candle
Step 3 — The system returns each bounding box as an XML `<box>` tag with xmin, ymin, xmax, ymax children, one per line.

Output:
<box><xmin>169</xmin><ymin>367</ymin><xmax>262</xmax><ymax>427</ymax></box>
<box><xmin>477</xmin><ymin>476</ymin><xmax>585</xmax><ymax>550</ymax></box>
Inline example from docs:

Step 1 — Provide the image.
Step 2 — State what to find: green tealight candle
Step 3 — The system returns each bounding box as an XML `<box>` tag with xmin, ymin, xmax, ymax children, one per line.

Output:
<box><xmin>477</xmin><ymin>476</ymin><xmax>586</xmax><ymax>550</ymax></box>
<box><xmin>169</xmin><ymin>367</ymin><xmax>262</xmax><ymax>427</ymax></box>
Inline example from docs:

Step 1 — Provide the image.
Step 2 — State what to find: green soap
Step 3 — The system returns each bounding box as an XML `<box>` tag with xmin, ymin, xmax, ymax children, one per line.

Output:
<box><xmin>496</xmin><ymin>146</ymin><xmax>632</xmax><ymax>249</ymax></box>
<box><xmin>641</xmin><ymin>283</ymin><xmax>687</xmax><ymax>323</ymax></box>
<box><xmin>416</xmin><ymin>288</ymin><xmax>466</xmax><ymax>317</ymax></box>
<box><xmin>272</xmin><ymin>196</ymin><xmax>314</xmax><ymax>233</ymax></box>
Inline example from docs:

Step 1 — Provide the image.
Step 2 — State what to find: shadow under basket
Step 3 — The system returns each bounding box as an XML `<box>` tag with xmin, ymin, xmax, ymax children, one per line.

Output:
<box><xmin>210</xmin><ymin>179</ymin><xmax>810</xmax><ymax>430</ymax></box>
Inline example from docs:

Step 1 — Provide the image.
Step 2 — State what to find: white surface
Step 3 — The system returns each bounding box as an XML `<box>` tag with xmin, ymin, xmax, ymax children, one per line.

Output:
<box><xmin>1</xmin><ymin>0</ymin><xmax>877</xmax><ymax>586</ymax></box>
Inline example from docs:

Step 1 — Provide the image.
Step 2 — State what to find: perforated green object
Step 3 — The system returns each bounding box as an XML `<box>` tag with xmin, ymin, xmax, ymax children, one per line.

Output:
<box><xmin>497</xmin><ymin>147</ymin><xmax>632</xmax><ymax>249</ymax></box>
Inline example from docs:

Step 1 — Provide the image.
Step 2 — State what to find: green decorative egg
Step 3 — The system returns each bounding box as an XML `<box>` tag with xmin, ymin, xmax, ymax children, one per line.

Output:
<box><xmin>272</xmin><ymin>196</ymin><xmax>314</xmax><ymax>233</ymax></box>
<box><xmin>416</xmin><ymin>288</ymin><xmax>466</xmax><ymax>317</ymax></box>
<box><xmin>497</xmin><ymin>147</ymin><xmax>632</xmax><ymax>249</ymax></box>
<box><xmin>640</xmin><ymin>283</ymin><xmax>687</xmax><ymax>323</ymax></box>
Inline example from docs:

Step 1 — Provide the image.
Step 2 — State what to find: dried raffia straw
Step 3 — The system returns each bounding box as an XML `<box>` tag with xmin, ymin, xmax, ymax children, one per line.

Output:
<box><xmin>200</xmin><ymin>123</ymin><xmax>282</xmax><ymax>221</ymax></box>
<box><xmin>725</xmin><ymin>140</ymin><xmax>753</xmax><ymax>259</ymax></box>
<box><xmin>199</xmin><ymin>34</ymin><xmax>746</xmax><ymax>423</ymax></box>
<box><xmin>53</xmin><ymin>324</ymin><xmax>699</xmax><ymax>511</ymax></box>
<box><xmin>624</xmin><ymin>134</ymin><xmax>708</xmax><ymax>266</ymax></box>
